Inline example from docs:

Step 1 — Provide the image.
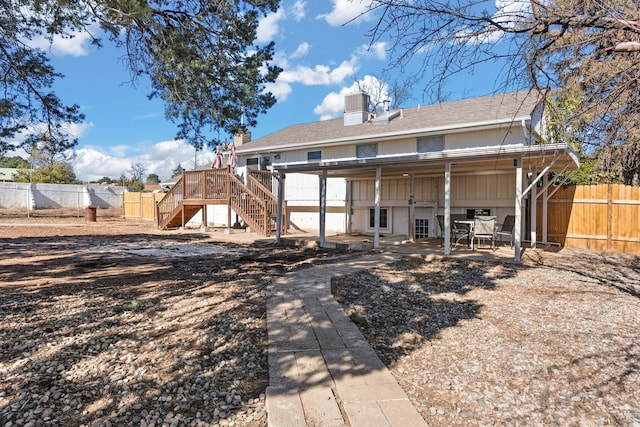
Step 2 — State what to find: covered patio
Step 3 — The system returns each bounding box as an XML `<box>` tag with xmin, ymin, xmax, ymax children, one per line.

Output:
<box><xmin>272</xmin><ymin>142</ymin><xmax>580</xmax><ymax>261</ymax></box>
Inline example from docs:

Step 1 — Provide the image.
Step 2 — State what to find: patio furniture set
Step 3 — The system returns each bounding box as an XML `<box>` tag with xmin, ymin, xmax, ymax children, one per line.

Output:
<box><xmin>437</xmin><ymin>214</ymin><xmax>515</xmax><ymax>251</ymax></box>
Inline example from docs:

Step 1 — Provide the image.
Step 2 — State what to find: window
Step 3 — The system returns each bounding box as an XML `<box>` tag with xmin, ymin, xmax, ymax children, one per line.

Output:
<box><xmin>368</xmin><ymin>208</ymin><xmax>389</xmax><ymax>230</ymax></box>
<box><xmin>357</xmin><ymin>143</ymin><xmax>378</xmax><ymax>159</ymax></box>
<box><xmin>415</xmin><ymin>218</ymin><xmax>429</xmax><ymax>239</ymax></box>
<box><xmin>247</xmin><ymin>158</ymin><xmax>259</xmax><ymax>166</ymax></box>
<box><xmin>417</xmin><ymin>135</ymin><xmax>444</xmax><ymax>153</ymax></box>
<box><xmin>307</xmin><ymin>150</ymin><xmax>321</xmax><ymax>161</ymax></box>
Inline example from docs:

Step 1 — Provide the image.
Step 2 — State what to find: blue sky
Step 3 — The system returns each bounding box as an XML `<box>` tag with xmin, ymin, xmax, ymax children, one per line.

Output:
<box><xmin>13</xmin><ymin>0</ymin><xmax>506</xmax><ymax>182</ymax></box>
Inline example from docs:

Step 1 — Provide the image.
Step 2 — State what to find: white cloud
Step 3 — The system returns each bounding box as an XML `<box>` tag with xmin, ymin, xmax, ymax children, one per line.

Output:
<box><xmin>73</xmin><ymin>139</ymin><xmax>205</xmax><ymax>182</ymax></box>
<box><xmin>257</xmin><ymin>1</ymin><xmax>309</xmax><ymax>43</ymax></box>
<box><xmin>264</xmin><ymin>80</ymin><xmax>294</xmax><ymax>102</ymax></box>
<box><xmin>108</xmin><ymin>145</ymin><xmax>130</xmax><ymax>158</ymax></box>
<box><xmin>291</xmin><ymin>1</ymin><xmax>307</xmax><ymax>21</ymax></box>
<box><xmin>320</xmin><ymin>0</ymin><xmax>373</xmax><ymax>26</ymax></box>
<box><xmin>313</xmin><ymin>90</ymin><xmax>349</xmax><ymax>120</ymax></box>
<box><xmin>358</xmin><ymin>42</ymin><xmax>388</xmax><ymax>60</ymax></box>
<box><xmin>291</xmin><ymin>42</ymin><xmax>310</xmax><ymax>58</ymax></box>
<box><xmin>267</xmin><ymin>53</ymin><xmax>360</xmax><ymax>102</ymax></box>
<box><xmin>73</xmin><ymin>148</ymin><xmax>131</xmax><ymax>181</ymax></box>
<box><xmin>26</xmin><ymin>24</ymin><xmax>98</xmax><ymax>57</ymax></box>
<box><xmin>279</xmin><ymin>56</ymin><xmax>359</xmax><ymax>85</ymax></box>
<box><xmin>458</xmin><ymin>0</ymin><xmax>532</xmax><ymax>44</ymax></box>
<box><xmin>257</xmin><ymin>8</ymin><xmax>286</xmax><ymax>43</ymax></box>
<box><xmin>313</xmin><ymin>75</ymin><xmax>388</xmax><ymax>119</ymax></box>
<box><xmin>6</xmin><ymin>120</ymin><xmax>94</xmax><ymax>149</ymax></box>
<box><xmin>494</xmin><ymin>0</ymin><xmax>532</xmax><ymax>23</ymax></box>
<box><xmin>67</xmin><ymin>122</ymin><xmax>95</xmax><ymax>139</ymax></box>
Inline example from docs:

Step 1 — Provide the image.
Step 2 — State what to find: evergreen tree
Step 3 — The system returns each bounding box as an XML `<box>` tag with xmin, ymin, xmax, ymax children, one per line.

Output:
<box><xmin>146</xmin><ymin>173</ymin><xmax>160</xmax><ymax>184</ymax></box>
<box><xmin>171</xmin><ymin>163</ymin><xmax>185</xmax><ymax>178</ymax></box>
<box><xmin>1</xmin><ymin>0</ymin><xmax>281</xmax><ymax>155</ymax></box>
<box><xmin>95</xmin><ymin>176</ymin><xmax>114</xmax><ymax>184</ymax></box>
<box><xmin>14</xmin><ymin>163</ymin><xmax>78</xmax><ymax>184</ymax></box>
<box><xmin>0</xmin><ymin>155</ymin><xmax>30</xmax><ymax>168</ymax></box>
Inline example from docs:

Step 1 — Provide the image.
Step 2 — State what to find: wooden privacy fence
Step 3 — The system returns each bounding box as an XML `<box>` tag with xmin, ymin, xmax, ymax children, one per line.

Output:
<box><xmin>540</xmin><ymin>184</ymin><xmax>640</xmax><ymax>253</ymax></box>
<box><xmin>122</xmin><ymin>192</ymin><xmax>164</xmax><ymax>221</ymax></box>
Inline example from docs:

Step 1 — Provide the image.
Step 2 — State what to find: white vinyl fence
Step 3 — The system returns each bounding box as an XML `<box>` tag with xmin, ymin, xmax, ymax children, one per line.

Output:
<box><xmin>0</xmin><ymin>182</ymin><xmax>128</xmax><ymax>210</ymax></box>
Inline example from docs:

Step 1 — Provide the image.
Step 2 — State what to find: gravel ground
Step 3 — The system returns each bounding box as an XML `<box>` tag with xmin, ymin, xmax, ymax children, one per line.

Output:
<box><xmin>3</xmin><ymin>212</ymin><xmax>639</xmax><ymax>426</ymax></box>
<box><xmin>332</xmin><ymin>249</ymin><xmax>640</xmax><ymax>426</ymax></box>
<box><xmin>0</xmin><ymin>215</ymin><xmax>350</xmax><ymax>427</ymax></box>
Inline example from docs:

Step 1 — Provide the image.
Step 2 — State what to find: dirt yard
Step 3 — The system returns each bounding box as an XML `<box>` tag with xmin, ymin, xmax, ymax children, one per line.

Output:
<box><xmin>1</xmin><ymin>210</ymin><xmax>639</xmax><ymax>426</ymax></box>
<box><xmin>333</xmin><ymin>249</ymin><xmax>640</xmax><ymax>426</ymax></box>
<box><xmin>0</xmin><ymin>212</ymin><xmax>350</xmax><ymax>427</ymax></box>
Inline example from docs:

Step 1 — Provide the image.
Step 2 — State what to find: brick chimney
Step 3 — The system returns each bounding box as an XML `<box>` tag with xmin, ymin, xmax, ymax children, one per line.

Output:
<box><xmin>234</xmin><ymin>131</ymin><xmax>251</xmax><ymax>146</ymax></box>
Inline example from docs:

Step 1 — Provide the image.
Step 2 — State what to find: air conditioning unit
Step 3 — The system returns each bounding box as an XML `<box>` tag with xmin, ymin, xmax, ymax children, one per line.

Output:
<box><xmin>344</xmin><ymin>93</ymin><xmax>370</xmax><ymax>126</ymax></box>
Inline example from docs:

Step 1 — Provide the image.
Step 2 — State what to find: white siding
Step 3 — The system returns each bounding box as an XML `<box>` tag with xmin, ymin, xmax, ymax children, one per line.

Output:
<box><xmin>284</xmin><ymin>173</ymin><xmax>346</xmax><ymax>232</ymax></box>
<box><xmin>379</xmin><ymin>138</ymin><xmax>415</xmax><ymax>156</ymax></box>
<box><xmin>444</xmin><ymin>128</ymin><xmax>523</xmax><ymax>150</ymax></box>
<box><xmin>278</xmin><ymin>150</ymin><xmax>308</xmax><ymax>164</ymax></box>
<box><xmin>341</xmin><ymin>172</ymin><xmax>517</xmax><ymax>237</ymax></box>
<box><xmin>323</xmin><ymin>144</ymin><xmax>354</xmax><ymax>160</ymax></box>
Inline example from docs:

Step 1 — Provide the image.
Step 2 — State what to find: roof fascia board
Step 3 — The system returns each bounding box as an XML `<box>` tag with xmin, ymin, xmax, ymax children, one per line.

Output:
<box><xmin>237</xmin><ymin>116</ymin><xmax>533</xmax><ymax>155</ymax></box>
<box><xmin>275</xmin><ymin>143</ymin><xmax>574</xmax><ymax>173</ymax></box>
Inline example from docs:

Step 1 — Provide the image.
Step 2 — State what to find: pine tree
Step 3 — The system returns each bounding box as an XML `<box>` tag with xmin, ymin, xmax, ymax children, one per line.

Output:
<box><xmin>1</xmin><ymin>0</ymin><xmax>281</xmax><ymax>156</ymax></box>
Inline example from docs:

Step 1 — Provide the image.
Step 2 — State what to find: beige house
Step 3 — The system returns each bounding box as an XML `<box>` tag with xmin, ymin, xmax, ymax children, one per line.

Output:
<box><xmin>231</xmin><ymin>90</ymin><xmax>579</xmax><ymax>260</ymax></box>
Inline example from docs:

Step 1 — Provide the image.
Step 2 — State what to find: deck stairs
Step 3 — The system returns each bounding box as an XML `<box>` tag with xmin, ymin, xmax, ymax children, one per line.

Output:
<box><xmin>156</xmin><ymin>168</ymin><xmax>286</xmax><ymax>236</ymax></box>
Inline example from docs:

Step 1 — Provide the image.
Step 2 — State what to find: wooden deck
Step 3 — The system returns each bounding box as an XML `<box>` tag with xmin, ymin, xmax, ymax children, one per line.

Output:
<box><xmin>157</xmin><ymin>168</ymin><xmax>286</xmax><ymax>236</ymax></box>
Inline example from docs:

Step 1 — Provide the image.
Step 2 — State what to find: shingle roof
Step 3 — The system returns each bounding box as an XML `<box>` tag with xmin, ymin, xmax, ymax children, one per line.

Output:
<box><xmin>238</xmin><ymin>90</ymin><xmax>543</xmax><ymax>153</ymax></box>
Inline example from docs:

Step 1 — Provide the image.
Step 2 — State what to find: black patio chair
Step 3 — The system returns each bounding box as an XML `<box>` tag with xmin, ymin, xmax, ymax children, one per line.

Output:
<box><xmin>496</xmin><ymin>214</ymin><xmax>515</xmax><ymax>247</ymax></box>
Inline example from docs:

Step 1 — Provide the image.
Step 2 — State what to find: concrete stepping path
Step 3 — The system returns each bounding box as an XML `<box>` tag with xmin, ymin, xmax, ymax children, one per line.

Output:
<box><xmin>265</xmin><ymin>253</ymin><xmax>429</xmax><ymax>427</ymax></box>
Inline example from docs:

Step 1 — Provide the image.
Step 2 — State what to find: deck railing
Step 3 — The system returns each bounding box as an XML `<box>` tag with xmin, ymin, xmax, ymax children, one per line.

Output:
<box><xmin>156</xmin><ymin>167</ymin><xmax>285</xmax><ymax>235</ymax></box>
<box><xmin>229</xmin><ymin>174</ymin><xmax>269</xmax><ymax>235</ymax></box>
<box><xmin>157</xmin><ymin>169</ymin><xmax>230</xmax><ymax>228</ymax></box>
<box><xmin>246</xmin><ymin>171</ymin><xmax>287</xmax><ymax>235</ymax></box>
<box><xmin>249</xmin><ymin>168</ymin><xmax>273</xmax><ymax>191</ymax></box>
<box><xmin>157</xmin><ymin>182</ymin><xmax>183</xmax><ymax>228</ymax></box>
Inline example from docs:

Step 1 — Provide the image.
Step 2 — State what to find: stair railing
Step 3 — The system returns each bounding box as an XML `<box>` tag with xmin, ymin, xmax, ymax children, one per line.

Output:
<box><xmin>229</xmin><ymin>174</ymin><xmax>269</xmax><ymax>235</ymax></box>
<box><xmin>157</xmin><ymin>167</ymin><xmax>285</xmax><ymax>235</ymax></box>
<box><xmin>157</xmin><ymin>178</ymin><xmax>184</xmax><ymax>228</ymax></box>
<box><xmin>249</xmin><ymin>168</ymin><xmax>273</xmax><ymax>191</ymax></box>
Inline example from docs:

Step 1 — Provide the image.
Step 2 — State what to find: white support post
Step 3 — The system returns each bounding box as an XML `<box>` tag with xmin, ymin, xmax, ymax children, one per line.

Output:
<box><xmin>434</xmin><ymin>179</ymin><xmax>440</xmax><ymax>238</ymax></box>
<box><xmin>542</xmin><ymin>173</ymin><xmax>548</xmax><ymax>243</ymax></box>
<box><xmin>514</xmin><ymin>158</ymin><xmax>523</xmax><ymax>261</ymax></box>
<box><xmin>374</xmin><ymin>166</ymin><xmax>381</xmax><ymax>249</ymax></box>
<box><xmin>409</xmin><ymin>173</ymin><xmax>415</xmax><ymax>242</ymax></box>
<box><xmin>345</xmin><ymin>178</ymin><xmax>352</xmax><ymax>235</ymax></box>
<box><xmin>530</xmin><ymin>168</ymin><xmax>537</xmax><ymax>249</ymax></box>
<box><xmin>319</xmin><ymin>170</ymin><xmax>327</xmax><ymax>248</ymax></box>
<box><xmin>444</xmin><ymin>162</ymin><xmax>451</xmax><ymax>255</ymax></box>
<box><xmin>275</xmin><ymin>173</ymin><xmax>284</xmax><ymax>243</ymax></box>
